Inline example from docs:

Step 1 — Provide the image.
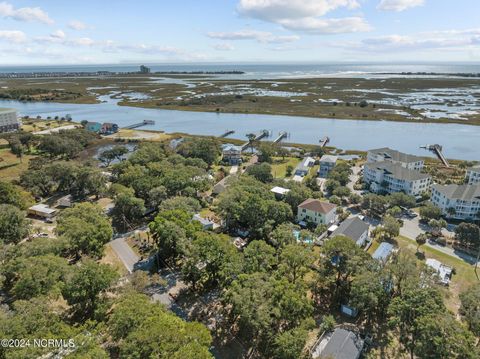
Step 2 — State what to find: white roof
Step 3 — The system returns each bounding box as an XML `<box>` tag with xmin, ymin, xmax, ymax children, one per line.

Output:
<box><xmin>328</xmin><ymin>224</ymin><xmax>339</xmax><ymax>232</ymax></box>
<box><xmin>29</xmin><ymin>204</ymin><xmax>56</xmax><ymax>214</ymax></box>
<box><xmin>271</xmin><ymin>186</ymin><xmax>290</xmax><ymax>195</ymax></box>
<box><xmin>426</xmin><ymin>258</ymin><xmax>452</xmax><ymax>284</ymax></box>
<box><xmin>292</xmin><ymin>175</ymin><xmax>304</xmax><ymax>182</ymax></box>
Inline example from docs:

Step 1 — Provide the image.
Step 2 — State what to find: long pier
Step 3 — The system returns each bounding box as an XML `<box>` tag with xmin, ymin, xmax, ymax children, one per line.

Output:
<box><xmin>273</xmin><ymin>131</ymin><xmax>288</xmax><ymax>144</ymax></box>
<box><xmin>241</xmin><ymin>129</ymin><xmax>270</xmax><ymax>151</ymax></box>
<box><xmin>220</xmin><ymin>130</ymin><xmax>235</xmax><ymax>138</ymax></box>
<box><xmin>319</xmin><ymin>136</ymin><xmax>330</xmax><ymax>147</ymax></box>
<box><xmin>421</xmin><ymin>144</ymin><xmax>450</xmax><ymax>167</ymax></box>
<box><xmin>123</xmin><ymin>119</ymin><xmax>155</xmax><ymax>129</ymax></box>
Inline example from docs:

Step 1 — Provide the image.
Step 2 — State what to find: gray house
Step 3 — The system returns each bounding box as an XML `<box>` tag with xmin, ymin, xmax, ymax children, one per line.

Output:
<box><xmin>331</xmin><ymin>216</ymin><xmax>369</xmax><ymax>246</ymax></box>
<box><xmin>312</xmin><ymin>328</ymin><xmax>364</xmax><ymax>359</ymax></box>
<box><xmin>318</xmin><ymin>155</ymin><xmax>338</xmax><ymax>178</ymax></box>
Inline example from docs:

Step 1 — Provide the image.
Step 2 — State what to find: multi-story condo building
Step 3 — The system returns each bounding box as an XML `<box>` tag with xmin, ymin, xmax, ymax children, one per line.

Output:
<box><xmin>367</xmin><ymin>147</ymin><xmax>424</xmax><ymax>171</ymax></box>
<box><xmin>318</xmin><ymin>155</ymin><xmax>338</xmax><ymax>178</ymax></box>
<box><xmin>364</xmin><ymin>162</ymin><xmax>431</xmax><ymax>197</ymax></box>
<box><xmin>431</xmin><ymin>184</ymin><xmax>480</xmax><ymax>220</ymax></box>
<box><xmin>0</xmin><ymin>108</ymin><xmax>19</xmax><ymax>133</ymax></box>
<box><xmin>466</xmin><ymin>165</ymin><xmax>480</xmax><ymax>185</ymax></box>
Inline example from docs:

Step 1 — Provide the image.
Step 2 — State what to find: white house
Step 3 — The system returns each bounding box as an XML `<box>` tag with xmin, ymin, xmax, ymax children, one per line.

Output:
<box><xmin>431</xmin><ymin>184</ymin><xmax>480</xmax><ymax>220</ymax></box>
<box><xmin>367</xmin><ymin>147</ymin><xmax>424</xmax><ymax>170</ymax></box>
<box><xmin>297</xmin><ymin>198</ymin><xmax>336</xmax><ymax>226</ymax></box>
<box><xmin>318</xmin><ymin>155</ymin><xmax>338</xmax><ymax>178</ymax></box>
<box><xmin>426</xmin><ymin>258</ymin><xmax>453</xmax><ymax>285</ymax></box>
<box><xmin>466</xmin><ymin>165</ymin><xmax>480</xmax><ymax>185</ymax></box>
<box><xmin>363</xmin><ymin>162</ymin><xmax>431</xmax><ymax>197</ymax></box>
<box><xmin>270</xmin><ymin>186</ymin><xmax>290</xmax><ymax>199</ymax></box>
<box><xmin>331</xmin><ymin>216</ymin><xmax>369</xmax><ymax>246</ymax></box>
<box><xmin>0</xmin><ymin>108</ymin><xmax>19</xmax><ymax>133</ymax></box>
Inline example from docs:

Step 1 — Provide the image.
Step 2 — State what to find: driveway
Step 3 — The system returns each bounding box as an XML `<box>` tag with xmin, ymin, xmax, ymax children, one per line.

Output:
<box><xmin>109</xmin><ymin>237</ymin><xmax>140</xmax><ymax>273</ymax></box>
<box><xmin>347</xmin><ymin>166</ymin><xmax>362</xmax><ymax>195</ymax></box>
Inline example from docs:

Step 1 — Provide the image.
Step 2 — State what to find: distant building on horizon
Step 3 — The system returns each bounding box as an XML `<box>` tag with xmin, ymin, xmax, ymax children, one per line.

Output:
<box><xmin>0</xmin><ymin>108</ymin><xmax>20</xmax><ymax>133</ymax></box>
<box><xmin>140</xmin><ymin>65</ymin><xmax>151</xmax><ymax>74</ymax></box>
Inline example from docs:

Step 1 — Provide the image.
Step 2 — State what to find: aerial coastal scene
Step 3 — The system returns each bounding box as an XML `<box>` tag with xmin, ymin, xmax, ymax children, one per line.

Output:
<box><xmin>1</xmin><ymin>1</ymin><xmax>480</xmax><ymax>359</ymax></box>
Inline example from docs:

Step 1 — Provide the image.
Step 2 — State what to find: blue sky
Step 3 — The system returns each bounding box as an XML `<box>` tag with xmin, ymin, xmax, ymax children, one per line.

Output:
<box><xmin>0</xmin><ymin>0</ymin><xmax>479</xmax><ymax>64</ymax></box>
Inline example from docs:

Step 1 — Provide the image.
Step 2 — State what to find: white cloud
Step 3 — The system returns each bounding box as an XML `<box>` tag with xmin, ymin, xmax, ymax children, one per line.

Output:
<box><xmin>0</xmin><ymin>2</ymin><xmax>53</xmax><ymax>24</ymax></box>
<box><xmin>279</xmin><ymin>17</ymin><xmax>371</xmax><ymax>34</ymax></box>
<box><xmin>0</xmin><ymin>30</ymin><xmax>27</xmax><ymax>43</ymax></box>
<box><xmin>236</xmin><ymin>0</ymin><xmax>369</xmax><ymax>34</ymax></box>
<box><xmin>338</xmin><ymin>28</ymin><xmax>480</xmax><ymax>52</ymax></box>
<box><xmin>207</xmin><ymin>30</ymin><xmax>299</xmax><ymax>43</ymax></box>
<box><xmin>377</xmin><ymin>0</ymin><xmax>424</xmax><ymax>12</ymax></box>
<box><xmin>70</xmin><ymin>37</ymin><xmax>95</xmax><ymax>46</ymax></box>
<box><xmin>213</xmin><ymin>43</ymin><xmax>235</xmax><ymax>51</ymax></box>
<box><xmin>68</xmin><ymin>20</ymin><xmax>89</xmax><ymax>31</ymax></box>
<box><xmin>50</xmin><ymin>30</ymin><xmax>66</xmax><ymax>39</ymax></box>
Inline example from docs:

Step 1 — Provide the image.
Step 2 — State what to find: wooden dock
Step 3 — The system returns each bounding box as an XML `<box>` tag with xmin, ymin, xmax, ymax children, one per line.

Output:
<box><xmin>241</xmin><ymin>129</ymin><xmax>270</xmax><ymax>151</ymax></box>
<box><xmin>319</xmin><ymin>136</ymin><xmax>330</xmax><ymax>147</ymax></box>
<box><xmin>123</xmin><ymin>119</ymin><xmax>155</xmax><ymax>129</ymax></box>
<box><xmin>220</xmin><ymin>130</ymin><xmax>235</xmax><ymax>138</ymax></box>
<box><xmin>273</xmin><ymin>131</ymin><xmax>288</xmax><ymax>144</ymax></box>
<box><xmin>421</xmin><ymin>144</ymin><xmax>450</xmax><ymax>167</ymax></box>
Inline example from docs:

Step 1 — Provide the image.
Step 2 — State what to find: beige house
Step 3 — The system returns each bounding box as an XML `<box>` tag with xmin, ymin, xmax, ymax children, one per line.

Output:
<box><xmin>297</xmin><ymin>198</ymin><xmax>336</xmax><ymax>226</ymax></box>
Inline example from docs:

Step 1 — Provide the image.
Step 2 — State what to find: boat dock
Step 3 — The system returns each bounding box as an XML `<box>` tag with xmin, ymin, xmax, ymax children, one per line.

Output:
<box><xmin>241</xmin><ymin>129</ymin><xmax>270</xmax><ymax>151</ymax></box>
<box><xmin>319</xmin><ymin>136</ymin><xmax>330</xmax><ymax>147</ymax></box>
<box><xmin>273</xmin><ymin>131</ymin><xmax>288</xmax><ymax>144</ymax></box>
<box><xmin>123</xmin><ymin>119</ymin><xmax>155</xmax><ymax>129</ymax></box>
<box><xmin>220</xmin><ymin>130</ymin><xmax>235</xmax><ymax>138</ymax></box>
<box><xmin>421</xmin><ymin>144</ymin><xmax>450</xmax><ymax>167</ymax></box>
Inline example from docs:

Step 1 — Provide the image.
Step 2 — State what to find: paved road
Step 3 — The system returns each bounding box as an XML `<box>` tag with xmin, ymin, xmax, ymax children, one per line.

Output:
<box><xmin>109</xmin><ymin>237</ymin><xmax>140</xmax><ymax>273</ymax></box>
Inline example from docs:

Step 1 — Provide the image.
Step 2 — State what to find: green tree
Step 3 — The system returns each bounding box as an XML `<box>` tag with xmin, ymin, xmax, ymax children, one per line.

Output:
<box><xmin>388</xmin><ymin>192</ymin><xmax>416</xmax><ymax>208</ymax></box>
<box><xmin>56</xmin><ymin>203</ymin><xmax>113</xmax><ymax>259</ymax></box>
<box><xmin>62</xmin><ymin>259</ymin><xmax>118</xmax><ymax>320</ymax></box>
<box><xmin>419</xmin><ymin>203</ymin><xmax>442</xmax><ymax>221</ymax></box>
<box><xmin>455</xmin><ymin>222</ymin><xmax>480</xmax><ymax>250</ymax></box>
<box><xmin>244</xmin><ymin>240</ymin><xmax>276</xmax><ymax>273</ymax></box>
<box><xmin>279</xmin><ymin>244</ymin><xmax>314</xmax><ymax>284</ymax></box>
<box><xmin>98</xmin><ymin>145</ymin><xmax>128</xmax><ymax>166</ymax></box>
<box><xmin>459</xmin><ymin>284</ymin><xmax>480</xmax><ymax>336</ymax></box>
<box><xmin>177</xmin><ymin>137</ymin><xmax>220</xmax><ymax>167</ymax></box>
<box><xmin>415</xmin><ymin>233</ymin><xmax>428</xmax><ymax>252</ymax></box>
<box><xmin>111</xmin><ymin>192</ymin><xmax>146</xmax><ymax>231</ymax></box>
<box><xmin>0</xmin><ymin>204</ymin><xmax>29</xmax><ymax>245</ymax></box>
<box><xmin>0</xmin><ymin>180</ymin><xmax>29</xmax><ymax>209</ymax></box>
<box><xmin>247</xmin><ymin>163</ymin><xmax>274</xmax><ymax>183</ymax></box>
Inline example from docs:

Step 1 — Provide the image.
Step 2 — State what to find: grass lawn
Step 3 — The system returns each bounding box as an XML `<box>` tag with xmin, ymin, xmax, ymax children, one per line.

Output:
<box><xmin>271</xmin><ymin>156</ymin><xmax>301</xmax><ymax>178</ymax></box>
<box><xmin>0</xmin><ymin>149</ymin><xmax>36</xmax><ymax>181</ymax></box>
<box><xmin>107</xmin><ymin>129</ymin><xmax>172</xmax><ymax>142</ymax></box>
<box><xmin>395</xmin><ymin>235</ymin><xmax>478</xmax><ymax>312</ymax></box>
<box><xmin>101</xmin><ymin>244</ymin><xmax>129</xmax><ymax>277</ymax></box>
<box><xmin>21</xmin><ymin>119</ymin><xmax>73</xmax><ymax>132</ymax></box>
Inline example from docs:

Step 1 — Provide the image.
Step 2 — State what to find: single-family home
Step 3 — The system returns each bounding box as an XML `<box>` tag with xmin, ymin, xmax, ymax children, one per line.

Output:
<box><xmin>331</xmin><ymin>216</ymin><xmax>369</xmax><ymax>246</ymax></box>
<box><xmin>372</xmin><ymin>242</ymin><xmax>395</xmax><ymax>263</ymax></box>
<box><xmin>312</xmin><ymin>328</ymin><xmax>364</xmax><ymax>359</ymax></box>
<box><xmin>426</xmin><ymin>258</ymin><xmax>453</xmax><ymax>285</ymax></box>
<box><xmin>367</xmin><ymin>147</ymin><xmax>424</xmax><ymax>170</ymax></box>
<box><xmin>85</xmin><ymin>121</ymin><xmax>102</xmax><ymax>133</ymax></box>
<box><xmin>363</xmin><ymin>161</ymin><xmax>431</xmax><ymax>197</ymax></box>
<box><xmin>431</xmin><ymin>184</ymin><xmax>480</xmax><ymax>220</ymax></box>
<box><xmin>294</xmin><ymin>156</ymin><xmax>315</xmax><ymax>177</ymax></box>
<box><xmin>192</xmin><ymin>214</ymin><xmax>214</xmax><ymax>230</ymax></box>
<box><xmin>57</xmin><ymin>194</ymin><xmax>73</xmax><ymax>208</ymax></box>
<box><xmin>297</xmin><ymin>198</ymin><xmax>336</xmax><ymax>226</ymax></box>
<box><xmin>271</xmin><ymin>186</ymin><xmax>290</xmax><ymax>200</ymax></box>
<box><xmin>28</xmin><ymin>204</ymin><xmax>57</xmax><ymax>219</ymax></box>
<box><xmin>222</xmin><ymin>144</ymin><xmax>243</xmax><ymax>165</ymax></box>
<box><xmin>101</xmin><ymin>122</ymin><xmax>119</xmax><ymax>134</ymax></box>
<box><xmin>212</xmin><ymin>175</ymin><xmax>232</xmax><ymax>195</ymax></box>
<box><xmin>318</xmin><ymin>155</ymin><xmax>338</xmax><ymax>178</ymax></box>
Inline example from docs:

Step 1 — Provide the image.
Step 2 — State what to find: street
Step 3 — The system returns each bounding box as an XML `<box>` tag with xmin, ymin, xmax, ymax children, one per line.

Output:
<box><xmin>109</xmin><ymin>237</ymin><xmax>140</xmax><ymax>273</ymax></box>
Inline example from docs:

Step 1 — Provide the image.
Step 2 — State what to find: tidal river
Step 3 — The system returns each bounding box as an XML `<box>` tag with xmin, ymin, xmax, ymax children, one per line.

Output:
<box><xmin>2</xmin><ymin>98</ymin><xmax>479</xmax><ymax>161</ymax></box>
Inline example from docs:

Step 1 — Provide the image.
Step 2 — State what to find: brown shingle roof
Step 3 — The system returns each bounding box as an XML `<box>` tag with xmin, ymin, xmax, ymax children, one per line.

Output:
<box><xmin>298</xmin><ymin>198</ymin><xmax>336</xmax><ymax>214</ymax></box>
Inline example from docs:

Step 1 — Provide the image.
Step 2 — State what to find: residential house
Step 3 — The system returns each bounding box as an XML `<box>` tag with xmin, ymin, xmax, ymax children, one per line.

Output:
<box><xmin>57</xmin><ymin>194</ymin><xmax>73</xmax><ymax>208</ymax></box>
<box><xmin>466</xmin><ymin>165</ymin><xmax>480</xmax><ymax>185</ymax></box>
<box><xmin>192</xmin><ymin>214</ymin><xmax>214</xmax><ymax>230</ymax></box>
<box><xmin>297</xmin><ymin>198</ymin><xmax>336</xmax><ymax>226</ymax></box>
<box><xmin>363</xmin><ymin>161</ymin><xmax>431</xmax><ymax>197</ymax></box>
<box><xmin>294</xmin><ymin>156</ymin><xmax>315</xmax><ymax>177</ymax></box>
<box><xmin>318</xmin><ymin>155</ymin><xmax>338</xmax><ymax>178</ymax></box>
<box><xmin>28</xmin><ymin>204</ymin><xmax>57</xmax><ymax>219</ymax></box>
<box><xmin>221</xmin><ymin>144</ymin><xmax>243</xmax><ymax>165</ymax></box>
<box><xmin>212</xmin><ymin>175</ymin><xmax>232</xmax><ymax>196</ymax></box>
<box><xmin>367</xmin><ymin>147</ymin><xmax>424</xmax><ymax>170</ymax></box>
<box><xmin>372</xmin><ymin>242</ymin><xmax>395</xmax><ymax>263</ymax></box>
<box><xmin>431</xmin><ymin>184</ymin><xmax>480</xmax><ymax>220</ymax></box>
<box><xmin>270</xmin><ymin>186</ymin><xmax>290</xmax><ymax>200</ymax></box>
<box><xmin>85</xmin><ymin>121</ymin><xmax>102</xmax><ymax>133</ymax></box>
<box><xmin>426</xmin><ymin>258</ymin><xmax>453</xmax><ymax>285</ymax></box>
<box><xmin>101</xmin><ymin>122</ymin><xmax>119</xmax><ymax>134</ymax></box>
<box><xmin>331</xmin><ymin>216</ymin><xmax>369</xmax><ymax>246</ymax></box>
<box><xmin>312</xmin><ymin>328</ymin><xmax>364</xmax><ymax>359</ymax></box>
